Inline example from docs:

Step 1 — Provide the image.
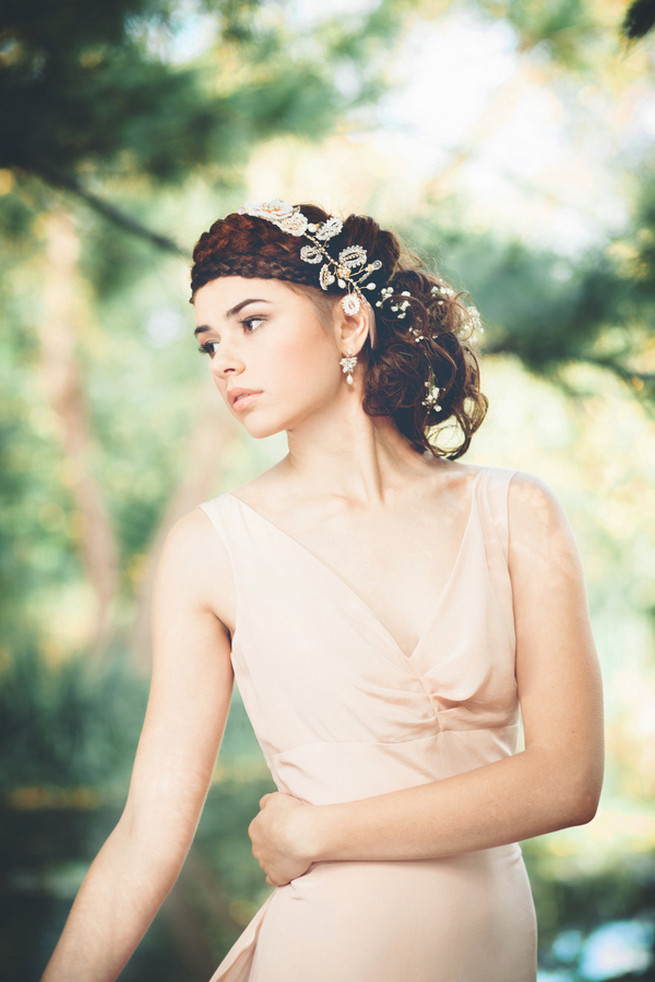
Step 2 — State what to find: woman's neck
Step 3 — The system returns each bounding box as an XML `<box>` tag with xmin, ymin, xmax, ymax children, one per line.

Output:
<box><xmin>280</xmin><ymin>398</ymin><xmax>430</xmax><ymax>507</ymax></box>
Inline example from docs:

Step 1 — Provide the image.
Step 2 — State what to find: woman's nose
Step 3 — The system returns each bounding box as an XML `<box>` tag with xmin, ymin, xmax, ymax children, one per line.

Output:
<box><xmin>210</xmin><ymin>345</ymin><xmax>245</xmax><ymax>379</ymax></box>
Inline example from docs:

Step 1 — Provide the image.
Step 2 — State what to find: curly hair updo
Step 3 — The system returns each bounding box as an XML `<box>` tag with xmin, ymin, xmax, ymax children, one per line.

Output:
<box><xmin>191</xmin><ymin>203</ymin><xmax>487</xmax><ymax>459</ymax></box>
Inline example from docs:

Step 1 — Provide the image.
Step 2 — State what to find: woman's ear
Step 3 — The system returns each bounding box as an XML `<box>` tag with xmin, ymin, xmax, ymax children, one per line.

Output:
<box><xmin>334</xmin><ymin>300</ymin><xmax>375</xmax><ymax>355</ymax></box>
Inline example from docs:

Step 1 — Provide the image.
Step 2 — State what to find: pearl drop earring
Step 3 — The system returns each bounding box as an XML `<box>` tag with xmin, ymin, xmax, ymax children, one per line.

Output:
<box><xmin>339</xmin><ymin>349</ymin><xmax>357</xmax><ymax>385</ymax></box>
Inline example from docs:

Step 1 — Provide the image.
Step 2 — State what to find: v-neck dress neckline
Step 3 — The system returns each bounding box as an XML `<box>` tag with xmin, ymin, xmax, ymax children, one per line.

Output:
<box><xmin>227</xmin><ymin>470</ymin><xmax>482</xmax><ymax>661</ymax></box>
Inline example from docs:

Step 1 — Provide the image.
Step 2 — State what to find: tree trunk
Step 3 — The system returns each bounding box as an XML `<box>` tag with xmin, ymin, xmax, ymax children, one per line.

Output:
<box><xmin>40</xmin><ymin>211</ymin><xmax>120</xmax><ymax>654</ymax></box>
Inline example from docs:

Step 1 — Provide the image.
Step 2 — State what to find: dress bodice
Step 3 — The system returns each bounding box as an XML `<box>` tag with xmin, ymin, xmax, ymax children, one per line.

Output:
<box><xmin>199</xmin><ymin>467</ymin><xmax>519</xmax><ymax>806</ymax></box>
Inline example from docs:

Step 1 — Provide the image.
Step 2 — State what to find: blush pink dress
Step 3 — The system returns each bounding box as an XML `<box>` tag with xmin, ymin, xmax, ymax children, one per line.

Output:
<box><xmin>199</xmin><ymin>467</ymin><xmax>537</xmax><ymax>982</ymax></box>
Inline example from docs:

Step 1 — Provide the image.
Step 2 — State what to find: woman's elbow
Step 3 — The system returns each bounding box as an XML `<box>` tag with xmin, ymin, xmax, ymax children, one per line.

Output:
<box><xmin>568</xmin><ymin>784</ymin><xmax>601</xmax><ymax>826</ymax></box>
<box><xmin>115</xmin><ymin>805</ymin><xmax>195</xmax><ymax>876</ymax></box>
<box><xmin>534</xmin><ymin>742</ymin><xmax>604</xmax><ymax>831</ymax></box>
<box><xmin>557</xmin><ymin>763</ymin><xmax>603</xmax><ymax>828</ymax></box>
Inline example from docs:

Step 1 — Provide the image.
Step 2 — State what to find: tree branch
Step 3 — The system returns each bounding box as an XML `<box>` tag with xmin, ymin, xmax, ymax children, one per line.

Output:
<box><xmin>481</xmin><ymin>340</ymin><xmax>655</xmax><ymax>390</ymax></box>
<box><xmin>583</xmin><ymin>355</ymin><xmax>655</xmax><ymax>389</ymax></box>
<box><xmin>36</xmin><ymin>165</ymin><xmax>188</xmax><ymax>257</ymax></box>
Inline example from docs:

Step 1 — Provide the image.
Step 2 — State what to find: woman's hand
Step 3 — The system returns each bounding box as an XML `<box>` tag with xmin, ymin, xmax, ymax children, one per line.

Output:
<box><xmin>248</xmin><ymin>792</ymin><xmax>316</xmax><ymax>887</ymax></box>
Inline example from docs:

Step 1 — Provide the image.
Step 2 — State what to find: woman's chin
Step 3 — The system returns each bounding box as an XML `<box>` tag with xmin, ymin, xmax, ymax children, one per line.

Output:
<box><xmin>238</xmin><ymin>418</ymin><xmax>287</xmax><ymax>440</ymax></box>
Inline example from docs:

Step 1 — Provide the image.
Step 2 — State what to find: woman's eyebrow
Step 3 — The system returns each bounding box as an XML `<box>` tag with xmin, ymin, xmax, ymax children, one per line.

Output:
<box><xmin>226</xmin><ymin>298</ymin><xmax>271</xmax><ymax>318</ymax></box>
<box><xmin>194</xmin><ymin>298</ymin><xmax>272</xmax><ymax>336</ymax></box>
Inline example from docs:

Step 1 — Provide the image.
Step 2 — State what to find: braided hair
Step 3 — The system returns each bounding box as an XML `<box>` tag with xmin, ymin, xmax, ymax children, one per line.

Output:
<box><xmin>191</xmin><ymin>205</ymin><xmax>487</xmax><ymax>459</ymax></box>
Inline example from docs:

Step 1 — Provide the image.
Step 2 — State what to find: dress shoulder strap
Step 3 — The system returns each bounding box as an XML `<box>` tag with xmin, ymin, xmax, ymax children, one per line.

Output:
<box><xmin>198</xmin><ymin>493</ymin><xmax>270</xmax><ymax>579</ymax></box>
<box><xmin>476</xmin><ymin>466</ymin><xmax>517</xmax><ymax>564</ymax></box>
<box><xmin>198</xmin><ymin>493</ymin><xmax>240</xmax><ymax>558</ymax></box>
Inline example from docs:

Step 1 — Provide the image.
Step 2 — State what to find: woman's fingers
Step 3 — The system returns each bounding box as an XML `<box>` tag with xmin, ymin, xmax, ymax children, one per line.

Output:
<box><xmin>248</xmin><ymin>792</ymin><xmax>313</xmax><ymax>886</ymax></box>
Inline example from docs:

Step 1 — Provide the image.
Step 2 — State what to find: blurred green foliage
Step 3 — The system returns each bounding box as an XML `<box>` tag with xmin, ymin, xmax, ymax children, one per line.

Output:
<box><xmin>0</xmin><ymin>0</ymin><xmax>400</xmax><ymax>251</ymax></box>
<box><xmin>410</xmin><ymin>176</ymin><xmax>655</xmax><ymax>401</ymax></box>
<box><xmin>0</xmin><ymin>645</ymin><xmax>147</xmax><ymax>792</ymax></box>
<box><xmin>477</xmin><ymin>0</ymin><xmax>602</xmax><ymax>66</ymax></box>
<box><xmin>1</xmin><ymin>0</ymin><xmax>654</xmax><ymax>979</ymax></box>
<box><xmin>0</xmin><ymin>645</ymin><xmax>273</xmax><ymax>981</ymax></box>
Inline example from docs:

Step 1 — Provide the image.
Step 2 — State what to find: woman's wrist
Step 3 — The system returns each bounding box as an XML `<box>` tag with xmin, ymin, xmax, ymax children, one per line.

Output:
<box><xmin>294</xmin><ymin>803</ymin><xmax>340</xmax><ymax>864</ymax></box>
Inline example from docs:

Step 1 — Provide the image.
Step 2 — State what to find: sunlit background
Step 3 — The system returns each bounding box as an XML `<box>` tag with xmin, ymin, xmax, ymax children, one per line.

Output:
<box><xmin>1</xmin><ymin>0</ymin><xmax>654</xmax><ymax>979</ymax></box>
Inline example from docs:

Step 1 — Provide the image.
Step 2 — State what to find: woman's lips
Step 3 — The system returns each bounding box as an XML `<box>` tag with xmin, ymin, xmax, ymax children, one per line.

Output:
<box><xmin>228</xmin><ymin>389</ymin><xmax>262</xmax><ymax>411</ymax></box>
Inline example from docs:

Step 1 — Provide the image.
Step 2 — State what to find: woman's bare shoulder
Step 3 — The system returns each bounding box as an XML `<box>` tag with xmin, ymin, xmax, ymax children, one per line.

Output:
<box><xmin>423</xmin><ymin>457</ymin><xmax>507</xmax><ymax>494</ymax></box>
<box><xmin>505</xmin><ymin>470</ymin><xmax>582</xmax><ymax>582</ymax></box>
<box><xmin>439</xmin><ymin>461</ymin><xmax>566</xmax><ymax>511</ymax></box>
<box><xmin>507</xmin><ymin>470</ymin><xmax>570</xmax><ymax>528</ymax></box>
<box><xmin>164</xmin><ymin>504</ymin><xmax>229</xmax><ymax>556</ymax></box>
<box><xmin>426</xmin><ymin>462</ymin><xmax>573</xmax><ymax>544</ymax></box>
<box><xmin>157</xmin><ymin>505</ymin><xmax>236</xmax><ymax>629</ymax></box>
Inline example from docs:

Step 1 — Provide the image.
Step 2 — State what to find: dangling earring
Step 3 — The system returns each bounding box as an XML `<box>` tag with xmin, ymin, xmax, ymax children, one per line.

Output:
<box><xmin>339</xmin><ymin>349</ymin><xmax>357</xmax><ymax>386</ymax></box>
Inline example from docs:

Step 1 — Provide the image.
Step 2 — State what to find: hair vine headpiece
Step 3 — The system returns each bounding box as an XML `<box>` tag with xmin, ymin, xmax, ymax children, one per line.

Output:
<box><xmin>238</xmin><ymin>200</ymin><xmax>383</xmax><ymax>315</ymax></box>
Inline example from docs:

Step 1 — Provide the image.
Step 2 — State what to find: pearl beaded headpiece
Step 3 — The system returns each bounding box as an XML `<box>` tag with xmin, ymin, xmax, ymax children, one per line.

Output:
<box><xmin>238</xmin><ymin>200</ymin><xmax>482</xmax><ymax>414</ymax></box>
<box><xmin>238</xmin><ymin>200</ymin><xmax>383</xmax><ymax>315</ymax></box>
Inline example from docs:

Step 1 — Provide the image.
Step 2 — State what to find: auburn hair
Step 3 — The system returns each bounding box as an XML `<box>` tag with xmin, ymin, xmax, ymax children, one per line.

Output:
<box><xmin>191</xmin><ymin>205</ymin><xmax>487</xmax><ymax>458</ymax></box>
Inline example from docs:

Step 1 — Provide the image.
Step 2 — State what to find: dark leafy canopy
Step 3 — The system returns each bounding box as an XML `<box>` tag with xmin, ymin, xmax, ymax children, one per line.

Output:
<box><xmin>2</xmin><ymin>0</ymin><xmax>200</xmax><ymax>179</ymax></box>
<box><xmin>410</xmin><ymin>176</ymin><xmax>655</xmax><ymax>400</ymax></box>
<box><xmin>622</xmin><ymin>0</ymin><xmax>655</xmax><ymax>40</ymax></box>
<box><xmin>0</xmin><ymin>0</ymin><xmax>396</xmax><ymax>188</ymax></box>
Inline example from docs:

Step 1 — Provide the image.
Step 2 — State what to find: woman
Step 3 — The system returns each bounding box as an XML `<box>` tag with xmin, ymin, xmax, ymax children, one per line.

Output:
<box><xmin>42</xmin><ymin>200</ymin><xmax>604</xmax><ymax>982</ymax></box>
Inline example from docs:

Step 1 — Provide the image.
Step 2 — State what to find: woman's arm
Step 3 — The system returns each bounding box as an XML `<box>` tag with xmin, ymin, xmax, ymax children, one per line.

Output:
<box><xmin>249</xmin><ymin>473</ymin><xmax>604</xmax><ymax>885</ymax></box>
<box><xmin>41</xmin><ymin>509</ymin><xmax>234</xmax><ymax>982</ymax></box>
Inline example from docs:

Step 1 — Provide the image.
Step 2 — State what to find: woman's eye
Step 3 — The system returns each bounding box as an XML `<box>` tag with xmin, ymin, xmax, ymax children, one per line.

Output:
<box><xmin>198</xmin><ymin>340</ymin><xmax>219</xmax><ymax>357</ymax></box>
<box><xmin>197</xmin><ymin>318</ymin><xmax>262</xmax><ymax>356</ymax></box>
<box><xmin>242</xmin><ymin>316</ymin><xmax>264</xmax><ymax>333</ymax></box>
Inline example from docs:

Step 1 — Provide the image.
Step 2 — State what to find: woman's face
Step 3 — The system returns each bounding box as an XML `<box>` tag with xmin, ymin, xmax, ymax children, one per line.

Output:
<box><xmin>193</xmin><ymin>276</ymin><xmax>345</xmax><ymax>439</ymax></box>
